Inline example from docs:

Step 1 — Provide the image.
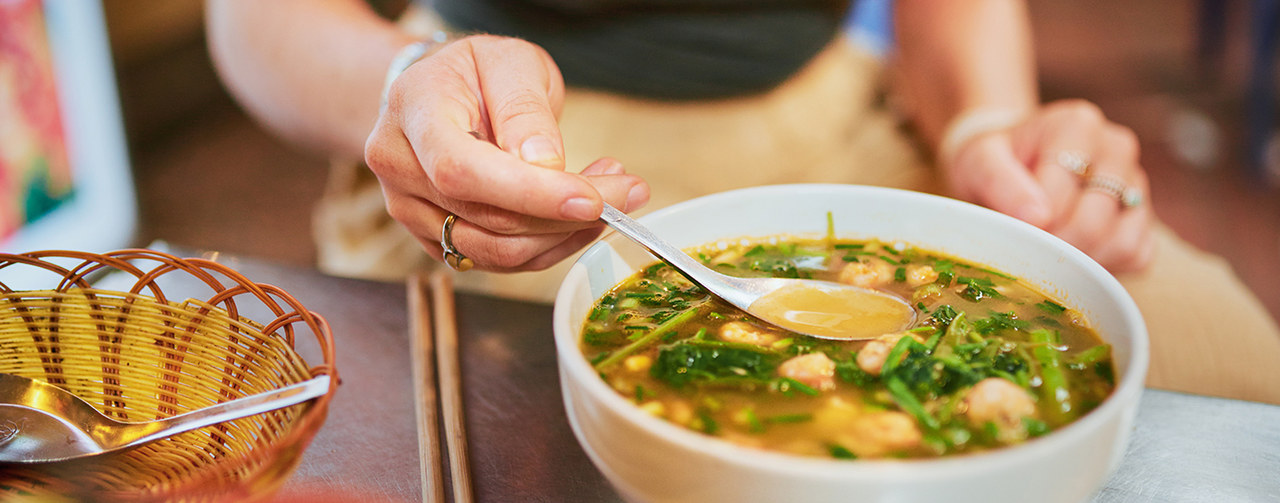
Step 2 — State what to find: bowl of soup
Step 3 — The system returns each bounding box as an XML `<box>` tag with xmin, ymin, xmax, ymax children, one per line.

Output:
<box><xmin>553</xmin><ymin>184</ymin><xmax>1148</xmax><ymax>503</ymax></box>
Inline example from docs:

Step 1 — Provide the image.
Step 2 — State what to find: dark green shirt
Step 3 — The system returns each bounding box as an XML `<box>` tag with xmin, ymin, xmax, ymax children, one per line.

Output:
<box><xmin>432</xmin><ymin>0</ymin><xmax>851</xmax><ymax>100</ymax></box>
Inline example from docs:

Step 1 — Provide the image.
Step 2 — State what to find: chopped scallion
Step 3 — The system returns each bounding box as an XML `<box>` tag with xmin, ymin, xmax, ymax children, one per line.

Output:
<box><xmin>595</xmin><ymin>308</ymin><xmax>699</xmax><ymax>369</ymax></box>
<box><xmin>1036</xmin><ymin>300</ymin><xmax>1068</xmax><ymax>314</ymax></box>
<box><xmin>774</xmin><ymin>377</ymin><xmax>819</xmax><ymax>396</ymax></box>
<box><xmin>829</xmin><ymin>444</ymin><xmax>857</xmax><ymax>459</ymax></box>
<box><xmin>764</xmin><ymin>413</ymin><xmax>814</xmax><ymax>424</ymax></box>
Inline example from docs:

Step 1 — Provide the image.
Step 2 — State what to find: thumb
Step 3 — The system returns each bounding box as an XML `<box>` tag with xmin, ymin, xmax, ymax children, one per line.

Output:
<box><xmin>953</xmin><ymin>136</ymin><xmax>1053</xmax><ymax>228</ymax></box>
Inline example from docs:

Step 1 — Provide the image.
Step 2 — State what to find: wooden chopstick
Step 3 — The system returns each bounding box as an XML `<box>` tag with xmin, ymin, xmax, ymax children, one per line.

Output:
<box><xmin>408</xmin><ymin>273</ymin><xmax>445</xmax><ymax>503</ymax></box>
<box><xmin>430</xmin><ymin>270</ymin><xmax>474</xmax><ymax>503</ymax></box>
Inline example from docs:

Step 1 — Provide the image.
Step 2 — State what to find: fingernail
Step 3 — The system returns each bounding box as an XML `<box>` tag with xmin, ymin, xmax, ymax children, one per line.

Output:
<box><xmin>561</xmin><ymin>197</ymin><xmax>599</xmax><ymax>221</ymax></box>
<box><xmin>520</xmin><ymin>136</ymin><xmax>560</xmax><ymax>166</ymax></box>
<box><xmin>598</xmin><ymin>159</ymin><xmax>624</xmax><ymax>175</ymax></box>
<box><xmin>581</xmin><ymin>158</ymin><xmax>623</xmax><ymax>176</ymax></box>
<box><xmin>625</xmin><ymin>184</ymin><xmax>649</xmax><ymax>212</ymax></box>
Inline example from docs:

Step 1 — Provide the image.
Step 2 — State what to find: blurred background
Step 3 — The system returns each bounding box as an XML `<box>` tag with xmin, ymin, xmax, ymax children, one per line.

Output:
<box><xmin>99</xmin><ymin>0</ymin><xmax>1279</xmax><ymax>322</ymax></box>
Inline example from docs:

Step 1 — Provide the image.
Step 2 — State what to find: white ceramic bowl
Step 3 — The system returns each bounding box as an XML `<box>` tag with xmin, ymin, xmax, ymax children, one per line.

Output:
<box><xmin>553</xmin><ymin>184</ymin><xmax>1149</xmax><ymax>503</ymax></box>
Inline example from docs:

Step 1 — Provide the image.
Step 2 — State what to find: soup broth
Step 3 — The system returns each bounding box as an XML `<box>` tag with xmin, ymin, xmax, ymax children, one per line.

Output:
<box><xmin>580</xmin><ymin>236</ymin><xmax>1115</xmax><ymax>459</ymax></box>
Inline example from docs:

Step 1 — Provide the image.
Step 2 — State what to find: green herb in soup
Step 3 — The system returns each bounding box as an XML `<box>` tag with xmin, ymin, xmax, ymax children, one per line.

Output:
<box><xmin>580</xmin><ymin>236</ymin><xmax>1115</xmax><ymax>459</ymax></box>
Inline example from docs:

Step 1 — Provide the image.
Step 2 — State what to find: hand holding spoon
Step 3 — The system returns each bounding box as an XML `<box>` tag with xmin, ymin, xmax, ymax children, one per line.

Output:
<box><xmin>599</xmin><ymin>203</ymin><xmax>916</xmax><ymax>340</ymax></box>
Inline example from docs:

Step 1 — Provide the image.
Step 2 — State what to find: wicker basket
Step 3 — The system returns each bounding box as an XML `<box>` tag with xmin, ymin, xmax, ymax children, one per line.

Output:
<box><xmin>0</xmin><ymin>249</ymin><xmax>338</xmax><ymax>502</ymax></box>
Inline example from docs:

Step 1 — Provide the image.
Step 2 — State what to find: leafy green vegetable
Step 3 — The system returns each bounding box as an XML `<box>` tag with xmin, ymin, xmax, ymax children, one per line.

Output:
<box><xmin>879</xmin><ymin>335</ymin><xmax>917</xmax><ymax>375</ymax></box>
<box><xmin>829</xmin><ymin>444</ymin><xmax>857</xmax><ymax>459</ymax></box>
<box><xmin>973</xmin><ymin>311</ymin><xmax>1030</xmax><ymax>335</ymax></box>
<box><xmin>957</xmin><ymin>276</ymin><xmax>1002</xmax><ymax>302</ymax></box>
<box><xmin>1094</xmin><ymin>361</ymin><xmax>1115</xmax><ymax>385</ymax></box>
<box><xmin>885</xmin><ymin>338</ymin><xmax>982</xmax><ymax>400</ymax></box>
<box><xmin>748</xmin><ymin>257</ymin><xmax>802</xmax><ymax>278</ymax></box>
<box><xmin>589</xmin><ymin>294</ymin><xmax>615</xmax><ymax>321</ymax></box>
<box><xmin>634</xmin><ymin>384</ymin><xmax>650</xmax><ymax>402</ymax></box>
<box><xmin>1023</xmin><ymin>417</ymin><xmax>1050</xmax><ymax>438</ymax></box>
<box><xmin>695</xmin><ymin>408</ymin><xmax>720</xmax><ymax>434</ymax></box>
<box><xmin>649</xmin><ymin>339</ymin><xmax>778</xmax><ymax>388</ymax></box>
<box><xmin>950</xmin><ymin>338</ymin><xmax>1031</xmax><ymax>387</ymax></box>
<box><xmin>932</xmin><ymin>259</ymin><xmax>956</xmax><ymax>286</ymax></box>
<box><xmin>835</xmin><ymin>356</ymin><xmax>876</xmax><ymax>386</ymax></box>
<box><xmin>885</xmin><ymin>376</ymin><xmax>941</xmax><ymax>431</ymax></box>
<box><xmin>1068</xmin><ymin>344</ymin><xmax>1115</xmax><ymax>384</ymax></box>
<box><xmin>744</xmin><ymin>245</ymin><xmax>768</xmax><ymax>257</ymax></box>
<box><xmin>929</xmin><ymin>304</ymin><xmax>960</xmax><ymax>326</ymax></box>
<box><xmin>1070</xmin><ymin>344</ymin><xmax>1112</xmax><ymax>366</ymax></box>
<box><xmin>583</xmin><ymin>328</ymin><xmax>623</xmax><ymax>346</ymax></box>
<box><xmin>942</xmin><ymin>311</ymin><xmax>974</xmax><ymax>347</ymax></box>
<box><xmin>1035</xmin><ymin>300</ymin><xmax>1067</xmax><ymax>314</ymax></box>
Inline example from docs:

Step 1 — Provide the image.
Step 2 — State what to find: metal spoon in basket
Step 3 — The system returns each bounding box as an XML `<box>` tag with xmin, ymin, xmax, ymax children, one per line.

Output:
<box><xmin>0</xmin><ymin>372</ymin><xmax>330</xmax><ymax>464</ymax></box>
<box><xmin>599</xmin><ymin>203</ymin><xmax>916</xmax><ymax>341</ymax></box>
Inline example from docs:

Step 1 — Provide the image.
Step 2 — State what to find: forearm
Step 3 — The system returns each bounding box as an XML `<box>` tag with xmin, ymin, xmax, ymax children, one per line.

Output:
<box><xmin>206</xmin><ymin>0</ymin><xmax>414</xmax><ymax>159</ymax></box>
<box><xmin>892</xmin><ymin>0</ymin><xmax>1039</xmax><ymax>148</ymax></box>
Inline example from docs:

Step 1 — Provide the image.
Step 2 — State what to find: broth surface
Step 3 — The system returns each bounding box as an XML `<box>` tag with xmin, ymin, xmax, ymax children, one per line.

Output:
<box><xmin>581</xmin><ymin>236</ymin><xmax>1115</xmax><ymax>459</ymax></box>
<box><xmin>748</xmin><ymin>282</ymin><xmax>915</xmax><ymax>340</ymax></box>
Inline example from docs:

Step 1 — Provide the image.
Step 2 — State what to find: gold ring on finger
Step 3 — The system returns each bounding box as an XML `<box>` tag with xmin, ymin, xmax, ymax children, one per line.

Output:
<box><xmin>440</xmin><ymin>213</ymin><xmax>474</xmax><ymax>271</ymax></box>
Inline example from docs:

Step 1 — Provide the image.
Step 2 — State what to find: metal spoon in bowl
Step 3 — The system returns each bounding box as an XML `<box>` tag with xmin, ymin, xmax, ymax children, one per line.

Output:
<box><xmin>599</xmin><ymin>203</ymin><xmax>916</xmax><ymax>341</ymax></box>
<box><xmin>0</xmin><ymin>372</ymin><xmax>330</xmax><ymax>464</ymax></box>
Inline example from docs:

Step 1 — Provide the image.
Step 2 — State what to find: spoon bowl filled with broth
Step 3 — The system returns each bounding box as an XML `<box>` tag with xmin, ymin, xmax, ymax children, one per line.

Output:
<box><xmin>554</xmin><ymin>184</ymin><xmax>1148</xmax><ymax>503</ymax></box>
<box><xmin>598</xmin><ymin>202</ymin><xmax>917</xmax><ymax>341</ymax></box>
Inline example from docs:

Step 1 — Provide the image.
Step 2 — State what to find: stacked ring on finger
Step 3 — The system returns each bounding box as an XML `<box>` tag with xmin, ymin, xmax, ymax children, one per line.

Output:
<box><xmin>1084</xmin><ymin>174</ymin><xmax>1143</xmax><ymax>209</ymax></box>
<box><xmin>440</xmin><ymin>214</ymin><xmax>474</xmax><ymax>271</ymax></box>
<box><xmin>1056</xmin><ymin>150</ymin><xmax>1091</xmax><ymax>177</ymax></box>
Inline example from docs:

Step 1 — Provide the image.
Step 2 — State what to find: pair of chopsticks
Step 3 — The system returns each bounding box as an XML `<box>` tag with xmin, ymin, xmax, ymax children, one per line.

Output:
<box><xmin>408</xmin><ymin>271</ymin><xmax>472</xmax><ymax>503</ymax></box>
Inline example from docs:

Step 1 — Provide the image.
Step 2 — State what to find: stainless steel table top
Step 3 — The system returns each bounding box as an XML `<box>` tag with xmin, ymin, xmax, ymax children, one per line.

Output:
<box><xmin>192</xmin><ymin>254</ymin><xmax>1279</xmax><ymax>503</ymax></box>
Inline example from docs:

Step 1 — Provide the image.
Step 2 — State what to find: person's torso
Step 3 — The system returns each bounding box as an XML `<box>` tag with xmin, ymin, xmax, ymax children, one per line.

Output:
<box><xmin>431</xmin><ymin>0</ymin><xmax>852</xmax><ymax>100</ymax></box>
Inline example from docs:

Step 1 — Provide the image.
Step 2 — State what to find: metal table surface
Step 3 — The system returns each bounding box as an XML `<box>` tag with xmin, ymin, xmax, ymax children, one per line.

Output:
<box><xmin>189</xmin><ymin>253</ymin><xmax>1280</xmax><ymax>503</ymax></box>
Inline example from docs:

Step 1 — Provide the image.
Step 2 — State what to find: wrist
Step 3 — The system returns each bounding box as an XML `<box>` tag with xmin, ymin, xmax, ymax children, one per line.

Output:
<box><xmin>936</xmin><ymin>107</ymin><xmax>1029</xmax><ymax>167</ymax></box>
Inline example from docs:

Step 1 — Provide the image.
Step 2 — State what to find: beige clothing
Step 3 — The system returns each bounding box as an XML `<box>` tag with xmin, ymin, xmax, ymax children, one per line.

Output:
<box><xmin>313</xmin><ymin>21</ymin><xmax>1280</xmax><ymax>403</ymax></box>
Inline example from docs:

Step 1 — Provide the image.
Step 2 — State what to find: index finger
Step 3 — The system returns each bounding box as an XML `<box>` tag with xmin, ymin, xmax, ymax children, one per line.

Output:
<box><xmin>470</xmin><ymin>37</ymin><xmax>567</xmax><ymax>170</ymax></box>
<box><xmin>418</xmin><ymin>125</ymin><xmax>604</xmax><ymax>222</ymax></box>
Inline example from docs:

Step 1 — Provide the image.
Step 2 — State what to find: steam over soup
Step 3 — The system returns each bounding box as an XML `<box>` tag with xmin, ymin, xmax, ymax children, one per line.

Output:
<box><xmin>581</xmin><ymin>236</ymin><xmax>1115</xmax><ymax>459</ymax></box>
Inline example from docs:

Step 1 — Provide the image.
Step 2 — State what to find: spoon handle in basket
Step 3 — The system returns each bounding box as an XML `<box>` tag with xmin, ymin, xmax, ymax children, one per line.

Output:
<box><xmin>118</xmin><ymin>375</ymin><xmax>331</xmax><ymax>448</ymax></box>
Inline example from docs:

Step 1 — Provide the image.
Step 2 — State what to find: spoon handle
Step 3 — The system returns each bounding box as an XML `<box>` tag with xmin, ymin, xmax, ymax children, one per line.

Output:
<box><xmin>599</xmin><ymin>203</ymin><xmax>754</xmax><ymax>309</ymax></box>
<box><xmin>118</xmin><ymin>375</ymin><xmax>331</xmax><ymax>448</ymax></box>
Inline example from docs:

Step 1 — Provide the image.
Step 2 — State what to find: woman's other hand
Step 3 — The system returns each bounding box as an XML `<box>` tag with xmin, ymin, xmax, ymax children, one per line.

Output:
<box><xmin>942</xmin><ymin>100</ymin><xmax>1154</xmax><ymax>273</ymax></box>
